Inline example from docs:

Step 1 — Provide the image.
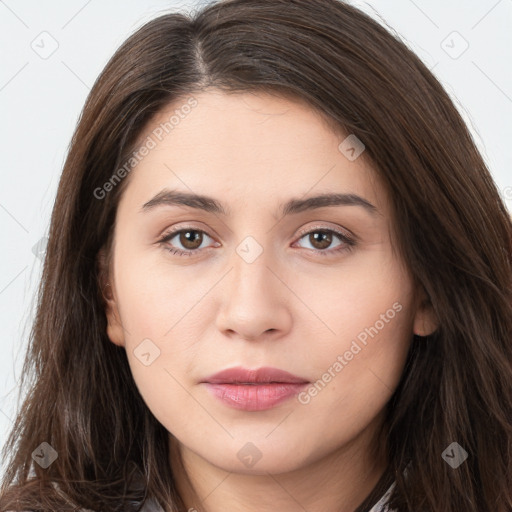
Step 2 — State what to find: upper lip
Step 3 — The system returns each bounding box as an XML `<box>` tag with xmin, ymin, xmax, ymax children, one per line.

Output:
<box><xmin>202</xmin><ymin>366</ymin><xmax>309</xmax><ymax>384</ymax></box>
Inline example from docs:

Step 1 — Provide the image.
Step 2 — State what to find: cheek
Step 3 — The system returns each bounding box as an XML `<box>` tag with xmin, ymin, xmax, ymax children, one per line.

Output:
<box><xmin>294</xmin><ymin>252</ymin><xmax>414</xmax><ymax>402</ymax></box>
<box><xmin>113</xmin><ymin>245</ymin><xmax>207</xmax><ymax>341</ymax></box>
<box><xmin>113</xmin><ymin>260</ymin><xmax>200</xmax><ymax>428</ymax></box>
<box><xmin>111</xmin><ymin>247</ymin><xmax>221</xmax><ymax>415</ymax></box>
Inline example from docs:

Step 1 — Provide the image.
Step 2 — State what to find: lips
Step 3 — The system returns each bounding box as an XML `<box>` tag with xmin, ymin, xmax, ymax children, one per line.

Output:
<box><xmin>202</xmin><ymin>366</ymin><xmax>309</xmax><ymax>385</ymax></box>
<box><xmin>201</xmin><ymin>366</ymin><xmax>310</xmax><ymax>411</ymax></box>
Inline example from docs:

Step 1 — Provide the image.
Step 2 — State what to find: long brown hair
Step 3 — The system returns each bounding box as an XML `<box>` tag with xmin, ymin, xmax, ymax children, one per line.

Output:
<box><xmin>1</xmin><ymin>0</ymin><xmax>511</xmax><ymax>510</ymax></box>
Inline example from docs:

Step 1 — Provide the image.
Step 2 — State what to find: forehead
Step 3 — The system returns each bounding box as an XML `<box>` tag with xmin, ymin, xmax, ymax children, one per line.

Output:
<box><xmin>119</xmin><ymin>89</ymin><xmax>387</xmax><ymax>217</ymax></box>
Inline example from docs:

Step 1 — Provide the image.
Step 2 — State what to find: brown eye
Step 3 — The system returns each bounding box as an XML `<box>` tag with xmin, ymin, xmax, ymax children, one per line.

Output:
<box><xmin>307</xmin><ymin>231</ymin><xmax>333</xmax><ymax>250</ymax></box>
<box><xmin>294</xmin><ymin>227</ymin><xmax>355</xmax><ymax>257</ymax></box>
<box><xmin>158</xmin><ymin>227</ymin><xmax>215</xmax><ymax>256</ymax></box>
<box><xmin>178</xmin><ymin>230</ymin><xmax>203</xmax><ymax>250</ymax></box>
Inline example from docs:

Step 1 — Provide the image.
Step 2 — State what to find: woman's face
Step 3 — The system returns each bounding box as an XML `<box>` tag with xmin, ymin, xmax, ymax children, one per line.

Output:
<box><xmin>102</xmin><ymin>89</ymin><xmax>435</xmax><ymax>475</ymax></box>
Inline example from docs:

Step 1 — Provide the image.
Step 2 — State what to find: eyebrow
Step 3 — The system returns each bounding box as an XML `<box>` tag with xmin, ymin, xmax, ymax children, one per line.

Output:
<box><xmin>140</xmin><ymin>188</ymin><xmax>378</xmax><ymax>217</ymax></box>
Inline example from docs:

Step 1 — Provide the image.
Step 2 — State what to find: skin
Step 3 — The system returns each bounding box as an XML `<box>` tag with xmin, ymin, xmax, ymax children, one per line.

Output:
<box><xmin>101</xmin><ymin>89</ymin><xmax>438</xmax><ymax>512</ymax></box>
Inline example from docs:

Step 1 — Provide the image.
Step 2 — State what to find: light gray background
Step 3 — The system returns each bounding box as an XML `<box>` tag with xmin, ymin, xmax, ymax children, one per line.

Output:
<box><xmin>1</xmin><ymin>0</ymin><xmax>511</xmax><ymax>472</ymax></box>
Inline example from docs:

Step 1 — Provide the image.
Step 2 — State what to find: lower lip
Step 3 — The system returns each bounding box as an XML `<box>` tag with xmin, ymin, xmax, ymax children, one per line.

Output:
<box><xmin>203</xmin><ymin>382</ymin><xmax>309</xmax><ymax>411</ymax></box>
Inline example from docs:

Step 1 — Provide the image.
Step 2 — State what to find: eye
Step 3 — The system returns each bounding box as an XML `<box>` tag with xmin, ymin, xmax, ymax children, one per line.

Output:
<box><xmin>157</xmin><ymin>224</ymin><xmax>356</xmax><ymax>257</ymax></box>
<box><xmin>293</xmin><ymin>226</ymin><xmax>355</xmax><ymax>256</ymax></box>
<box><xmin>157</xmin><ymin>227</ymin><xmax>218</xmax><ymax>257</ymax></box>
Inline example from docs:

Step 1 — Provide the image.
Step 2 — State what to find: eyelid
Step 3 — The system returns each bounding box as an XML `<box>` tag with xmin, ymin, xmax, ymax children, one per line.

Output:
<box><xmin>295</xmin><ymin>222</ymin><xmax>355</xmax><ymax>241</ymax></box>
<box><xmin>157</xmin><ymin>221</ymin><xmax>217</xmax><ymax>240</ymax></box>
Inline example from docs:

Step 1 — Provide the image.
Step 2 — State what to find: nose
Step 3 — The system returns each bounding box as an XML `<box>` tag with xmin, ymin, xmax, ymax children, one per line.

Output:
<box><xmin>214</xmin><ymin>245</ymin><xmax>293</xmax><ymax>342</ymax></box>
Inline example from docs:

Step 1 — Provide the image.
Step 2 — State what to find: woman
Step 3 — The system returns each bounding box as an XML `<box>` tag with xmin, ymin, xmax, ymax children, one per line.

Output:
<box><xmin>1</xmin><ymin>0</ymin><xmax>511</xmax><ymax>511</ymax></box>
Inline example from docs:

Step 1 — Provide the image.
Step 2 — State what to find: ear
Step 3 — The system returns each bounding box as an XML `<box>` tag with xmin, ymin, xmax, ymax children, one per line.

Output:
<box><xmin>412</xmin><ymin>286</ymin><xmax>439</xmax><ymax>337</ymax></box>
<box><xmin>97</xmin><ymin>247</ymin><xmax>126</xmax><ymax>348</ymax></box>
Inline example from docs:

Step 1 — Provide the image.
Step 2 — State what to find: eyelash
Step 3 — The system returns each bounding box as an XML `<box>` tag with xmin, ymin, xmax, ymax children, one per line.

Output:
<box><xmin>157</xmin><ymin>224</ymin><xmax>356</xmax><ymax>258</ymax></box>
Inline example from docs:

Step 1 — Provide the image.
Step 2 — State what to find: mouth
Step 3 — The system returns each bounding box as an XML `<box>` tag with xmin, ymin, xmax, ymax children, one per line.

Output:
<box><xmin>201</xmin><ymin>366</ymin><xmax>310</xmax><ymax>411</ymax></box>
